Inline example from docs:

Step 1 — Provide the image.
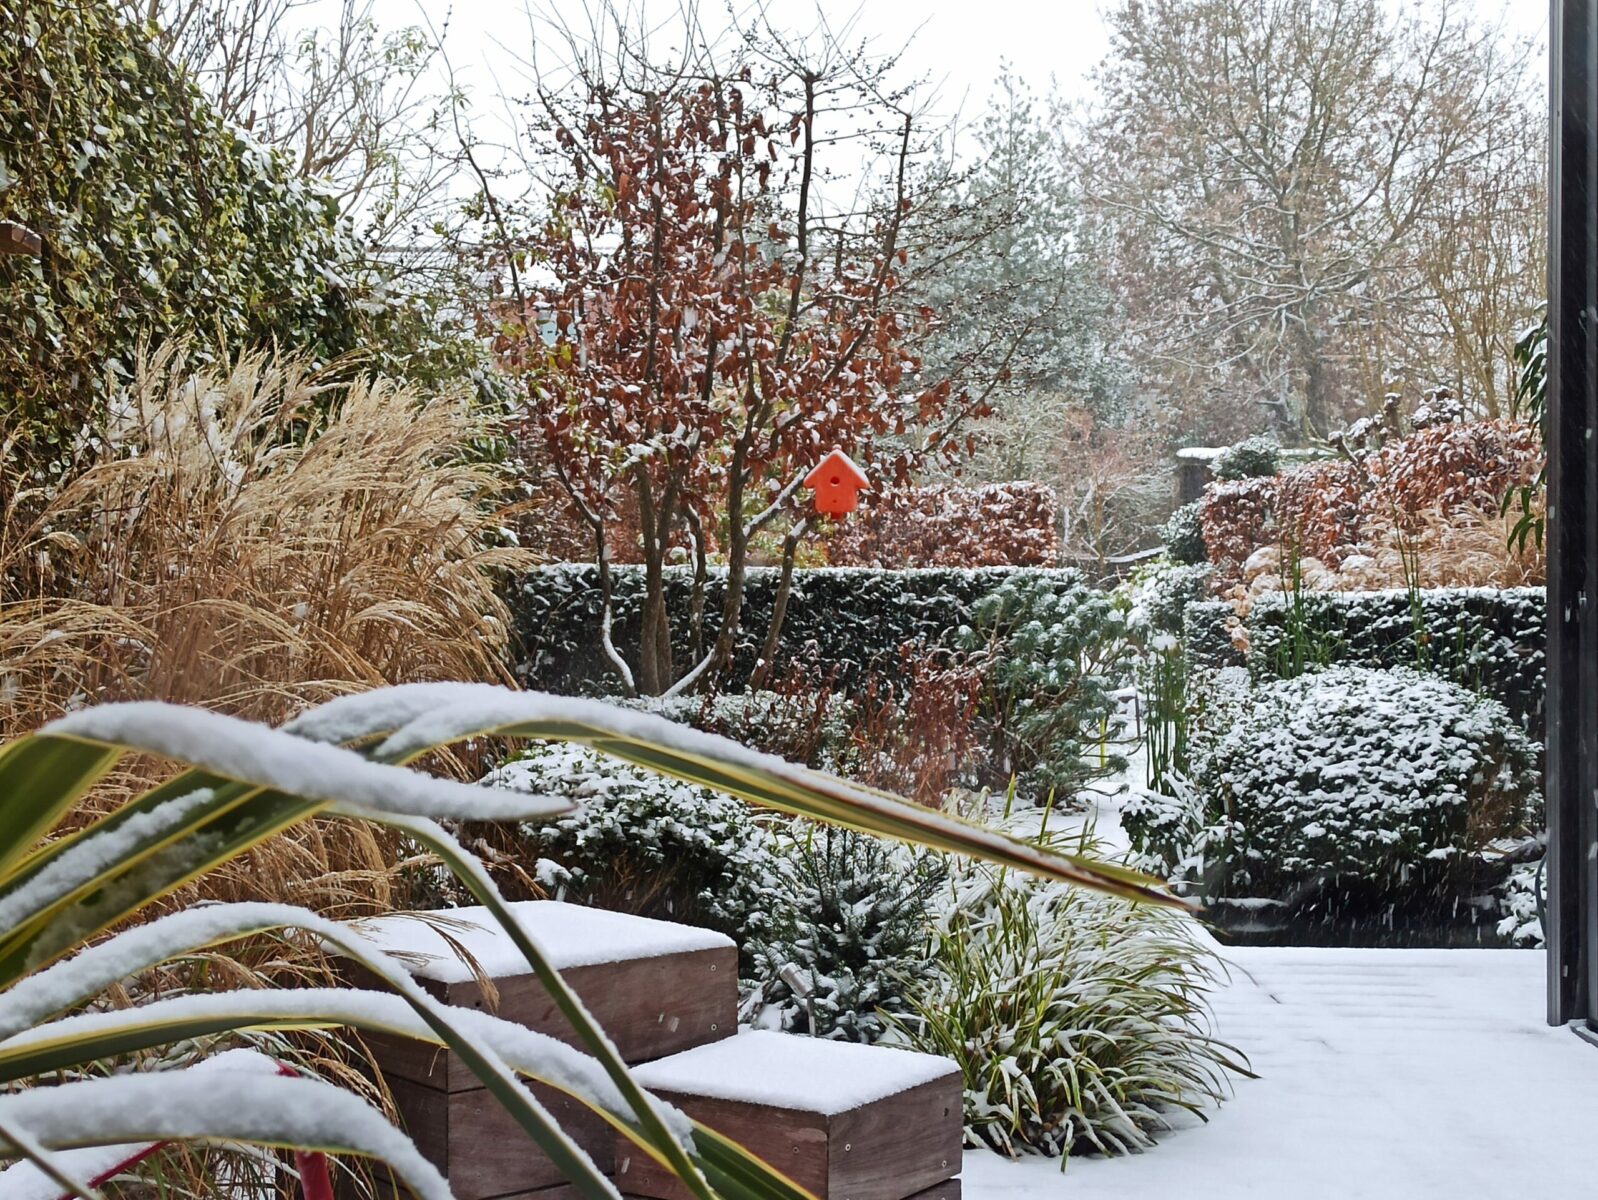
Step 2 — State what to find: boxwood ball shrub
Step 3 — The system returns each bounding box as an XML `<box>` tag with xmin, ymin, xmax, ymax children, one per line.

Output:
<box><xmin>1194</xmin><ymin>666</ymin><xmax>1539</xmax><ymax>900</ymax></box>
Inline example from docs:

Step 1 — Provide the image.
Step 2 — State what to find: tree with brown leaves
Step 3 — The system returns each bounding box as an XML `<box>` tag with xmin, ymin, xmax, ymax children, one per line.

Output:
<box><xmin>483</xmin><ymin>11</ymin><xmax>990</xmax><ymax>695</ymax></box>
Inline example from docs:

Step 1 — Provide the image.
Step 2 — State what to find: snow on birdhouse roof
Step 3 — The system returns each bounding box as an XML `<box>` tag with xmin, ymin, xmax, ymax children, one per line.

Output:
<box><xmin>630</xmin><ymin>1030</ymin><xmax>958</xmax><ymax>1115</ymax></box>
<box><xmin>338</xmin><ymin>900</ymin><xmax>733</xmax><ymax>982</ymax></box>
<box><xmin>804</xmin><ymin>448</ymin><xmax>869</xmax><ymax>489</ymax></box>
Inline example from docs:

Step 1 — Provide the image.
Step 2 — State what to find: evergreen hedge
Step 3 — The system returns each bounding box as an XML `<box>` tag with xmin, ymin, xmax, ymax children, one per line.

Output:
<box><xmin>1184</xmin><ymin>587</ymin><xmax>1545</xmax><ymax>738</ymax></box>
<box><xmin>510</xmin><ymin>563</ymin><xmax>1086</xmax><ymax>694</ymax></box>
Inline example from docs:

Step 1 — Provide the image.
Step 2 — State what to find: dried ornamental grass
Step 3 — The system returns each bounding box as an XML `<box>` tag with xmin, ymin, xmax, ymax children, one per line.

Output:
<box><xmin>2</xmin><ymin>346</ymin><xmax>522</xmax><ymax>729</ymax></box>
<box><xmin>0</xmin><ymin>345</ymin><xmax>528</xmax><ymax>913</ymax></box>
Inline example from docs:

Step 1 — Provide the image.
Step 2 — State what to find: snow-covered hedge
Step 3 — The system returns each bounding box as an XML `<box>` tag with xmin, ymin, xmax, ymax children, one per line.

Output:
<box><xmin>826</xmin><ymin>482</ymin><xmax>1060</xmax><ymax>568</ymax></box>
<box><xmin>510</xmin><ymin>564</ymin><xmax>1090</xmax><ymax>694</ymax></box>
<box><xmin>1136</xmin><ymin>666</ymin><xmax>1540</xmax><ymax>902</ymax></box>
<box><xmin>1245</xmin><ymin>586</ymin><xmax>1545</xmax><ymax>736</ymax></box>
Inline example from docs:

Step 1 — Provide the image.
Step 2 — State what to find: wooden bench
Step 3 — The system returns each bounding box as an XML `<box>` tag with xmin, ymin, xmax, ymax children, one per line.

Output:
<box><xmin>339</xmin><ymin>902</ymin><xmax>738</xmax><ymax>1200</ymax></box>
<box><xmin>618</xmin><ymin>1031</ymin><xmax>963</xmax><ymax>1200</ymax></box>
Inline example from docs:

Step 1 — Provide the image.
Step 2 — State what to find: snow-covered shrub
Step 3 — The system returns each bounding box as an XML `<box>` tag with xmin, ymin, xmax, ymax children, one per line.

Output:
<box><xmin>1122</xmin><ymin>560</ymin><xmax>1210</xmax><ymax>792</ymax></box>
<box><xmin>1124</xmin><ymin>668</ymin><xmax>1253</xmax><ymax>880</ymax></box>
<box><xmin>1182</xmin><ymin>599</ymin><xmax>1246</xmax><ymax>671</ymax></box>
<box><xmin>1496</xmin><ymin>857</ymin><xmax>1545</xmax><ymax>947</ymax></box>
<box><xmin>484</xmin><ymin>743</ymin><xmax>788</xmax><ymax>954</ymax></box>
<box><xmin>488</xmin><ymin>748</ymin><xmax>944</xmax><ymax>1038</ymax></box>
<box><xmin>900</xmin><ymin>826</ymin><xmax>1243</xmax><ymax>1159</ymax></box>
<box><xmin>511</xmin><ymin>563</ymin><xmax>1085</xmax><ymax>695</ymax></box>
<box><xmin>962</xmin><ymin>574</ymin><xmax>1132</xmax><ymax>803</ymax></box>
<box><xmin>1244</xmin><ymin>586</ymin><xmax>1545</xmax><ymax>738</ymax></box>
<box><xmin>1162</xmin><ymin>501</ymin><xmax>1208</xmax><ymax>565</ymax></box>
<box><xmin>1210</xmin><ymin>435</ymin><xmax>1281</xmax><ymax>482</ymax></box>
<box><xmin>1193</xmin><ymin>666</ymin><xmax>1539</xmax><ymax>899</ymax></box>
<box><xmin>1126</xmin><ymin>559</ymin><xmax>1212</xmax><ymax>638</ymax></box>
<box><xmin>826</xmin><ymin>482</ymin><xmax>1061</xmax><ymax>568</ymax></box>
<box><xmin>742</xmin><ymin>826</ymin><xmax>942</xmax><ymax>1043</ymax></box>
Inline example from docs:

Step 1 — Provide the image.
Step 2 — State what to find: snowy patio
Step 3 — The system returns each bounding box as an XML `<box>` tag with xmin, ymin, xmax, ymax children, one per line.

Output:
<box><xmin>965</xmin><ymin>945</ymin><xmax>1598</xmax><ymax>1199</ymax></box>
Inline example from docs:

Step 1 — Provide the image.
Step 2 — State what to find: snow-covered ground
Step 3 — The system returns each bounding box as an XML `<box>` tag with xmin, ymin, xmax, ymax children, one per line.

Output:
<box><xmin>963</xmin><ymin>945</ymin><xmax>1598</xmax><ymax>1199</ymax></box>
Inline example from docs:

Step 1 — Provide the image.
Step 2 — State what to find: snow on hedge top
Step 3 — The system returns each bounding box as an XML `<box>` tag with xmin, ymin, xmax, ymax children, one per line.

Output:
<box><xmin>340</xmin><ymin>901</ymin><xmax>733</xmax><ymax>981</ymax></box>
<box><xmin>630</xmin><ymin>1030</ymin><xmax>958</xmax><ymax>1115</ymax></box>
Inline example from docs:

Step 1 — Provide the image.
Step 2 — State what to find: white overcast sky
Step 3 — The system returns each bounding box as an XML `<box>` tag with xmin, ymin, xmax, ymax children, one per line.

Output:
<box><xmin>370</xmin><ymin>0</ymin><xmax>1548</xmax><ymax>127</ymax></box>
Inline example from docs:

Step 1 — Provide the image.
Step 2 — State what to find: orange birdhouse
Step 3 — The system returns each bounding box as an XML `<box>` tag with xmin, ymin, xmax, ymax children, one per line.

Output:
<box><xmin>804</xmin><ymin>448</ymin><xmax>870</xmax><ymax>516</ymax></box>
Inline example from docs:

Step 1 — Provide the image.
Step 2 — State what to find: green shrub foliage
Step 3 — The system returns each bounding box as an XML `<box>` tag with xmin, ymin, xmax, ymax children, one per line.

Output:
<box><xmin>0</xmin><ymin>0</ymin><xmax>488</xmax><ymax>473</ymax></box>
<box><xmin>1127</xmin><ymin>559</ymin><xmax>1213</xmax><ymax>639</ymax></box>
<box><xmin>483</xmin><ymin>743</ymin><xmax>789</xmax><ymax>955</ymax></box>
<box><xmin>1238</xmin><ymin>586</ymin><xmax>1545</xmax><ymax>738</ymax></box>
<box><xmin>962</xmin><ymin>573</ymin><xmax>1131</xmax><ymax>801</ymax></box>
<box><xmin>1162</xmin><ymin>501</ymin><xmax>1208</xmax><ymax>565</ymax></box>
<box><xmin>1182</xmin><ymin>600</ymin><xmax>1247</xmax><ymax>672</ymax></box>
<box><xmin>901</xmin><ymin>826</ymin><xmax>1243</xmax><ymax>1158</ymax></box>
<box><xmin>483</xmin><ymin>744</ymin><xmax>941</xmax><ymax>1041</ymax></box>
<box><xmin>741</xmin><ymin>826</ymin><xmax>942</xmax><ymax>1043</ymax></box>
<box><xmin>1209</xmin><ymin>435</ymin><xmax>1281</xmax><ymax>482</ymax></box>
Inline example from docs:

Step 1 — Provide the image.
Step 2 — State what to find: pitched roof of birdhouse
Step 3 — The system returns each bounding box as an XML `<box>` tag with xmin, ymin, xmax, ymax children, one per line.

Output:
<box><xmin>804</xmin><ymin>448</ymin><xmax>869</xmax><ymax>489</ymax></box>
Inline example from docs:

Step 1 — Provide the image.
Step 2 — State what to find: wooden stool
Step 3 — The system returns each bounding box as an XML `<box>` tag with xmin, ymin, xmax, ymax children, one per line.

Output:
<box><xmin>618</xmin><ymin>1031</ymin><xmax>963</xmax><ymax>1200</ymax></box>
<box><xmin>338</xmin><ymin>902</ymin><xmax>738</xmax><ymax>1200</ymax></box>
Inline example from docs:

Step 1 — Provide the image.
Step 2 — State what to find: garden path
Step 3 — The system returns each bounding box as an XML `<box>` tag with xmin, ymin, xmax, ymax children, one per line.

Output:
<box><xmin>962</xmin><ymin>945</ymin><xmax>1598</xmax><ymax>1199</ymax></box>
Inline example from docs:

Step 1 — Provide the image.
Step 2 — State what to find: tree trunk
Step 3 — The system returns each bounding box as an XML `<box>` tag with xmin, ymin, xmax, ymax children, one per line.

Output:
<box><xmin>635</xmin><ymin>475</ymin><xmax>672</xmax><ymax>695</ymax></box>
<box><xmin>750</xmin><ymin>518</ymin><xmax>809</xmax><ymax>691</ymax></box>
<box><xmin>706</xmin><ymin>464</ymin><xmax>749</xmax><ymax>687</ymax></box>
<box><xmin>685</xmin><ymin>506</ymin><xmax>708</xmax><ymax>666</ymax></box>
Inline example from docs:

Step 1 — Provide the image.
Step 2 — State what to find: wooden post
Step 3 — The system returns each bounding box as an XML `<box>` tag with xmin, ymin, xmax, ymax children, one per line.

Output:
<box><xmin>1546</xmin><ymin>0</ymin><xmax>1598</xmax><ymax>1030</ymax></box>
<box><xmin>0</xmin><ymin>221</ymin><xmax>42</xmax><ymax>257</ymax></box>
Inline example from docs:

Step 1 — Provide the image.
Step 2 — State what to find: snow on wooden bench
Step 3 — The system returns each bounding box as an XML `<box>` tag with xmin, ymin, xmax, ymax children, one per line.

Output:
<box><xmin>617</xmin><ymin>1031</ymin><xmax>963</xmax><ymax>1200</ymax></box>
<box><xmin>341</xmin><ymin>901</ymin><xmax>738</xmax><ymax>1069</ymax></box>
<box><xmin>336</xmin><ymin>902</ymin><xmax>738</xmax><ymax>1200</ymax></box>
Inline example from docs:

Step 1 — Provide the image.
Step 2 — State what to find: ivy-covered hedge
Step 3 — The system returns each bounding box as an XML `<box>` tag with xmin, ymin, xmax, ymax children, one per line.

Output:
<box><xmin>0</xmin><ymin>0</ymin><xmax>487</xmax><ymax>474</ymax></box>
<box><xmin>510</xmin><ymin>564</ymin><xmax>1086</xmax><ymax>694</ymax></box>
<box><xmin>1184</xmin><ymin>587</ymin><xmax>1545</xmax><ymax>737</ymax></box>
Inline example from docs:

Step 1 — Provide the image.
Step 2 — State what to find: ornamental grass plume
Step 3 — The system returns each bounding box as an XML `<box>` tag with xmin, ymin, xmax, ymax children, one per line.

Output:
<box><xmin>0</xmin><ymin>344</ymin><xmax>529</xmax><ymax>1194</ymax></box>
<box><xmin>0</xmin><ymin>343</ymin><xmax>528</xmax><ymax>914</ymax></box>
